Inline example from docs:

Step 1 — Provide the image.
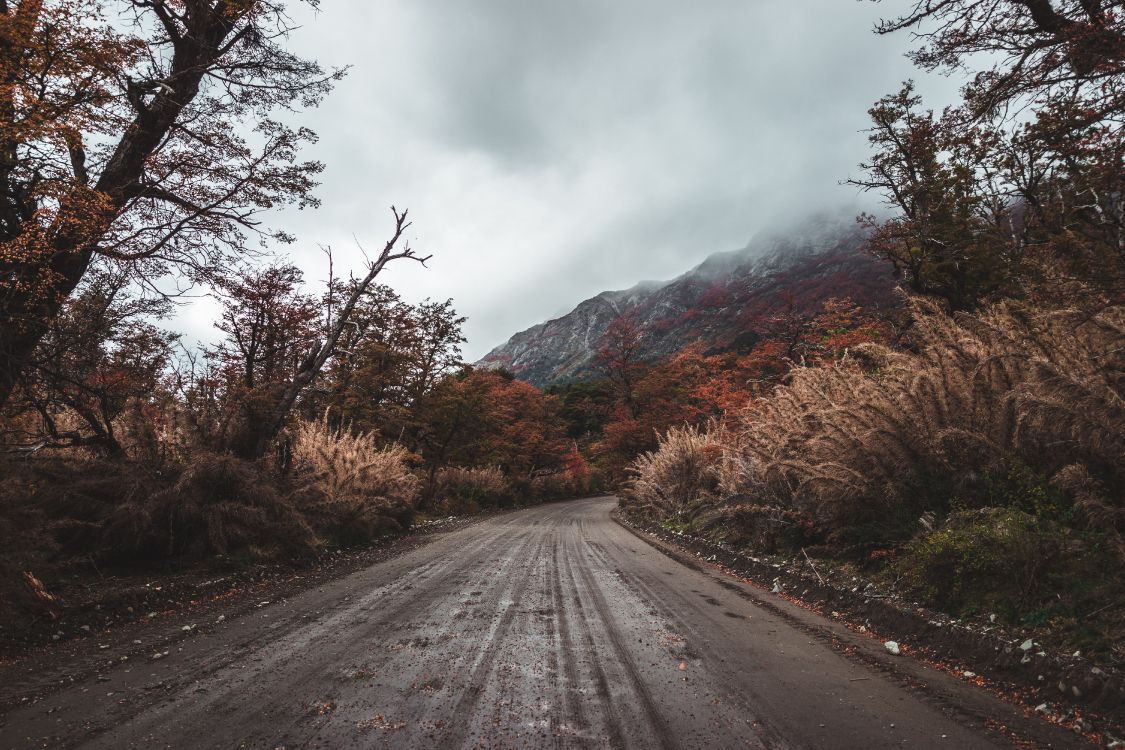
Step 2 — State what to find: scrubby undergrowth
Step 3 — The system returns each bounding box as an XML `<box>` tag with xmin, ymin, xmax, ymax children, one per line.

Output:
<box><xmin>622</xmin><ymin>299</ymin><xmax>1125</xmax><ymax>658</ymax></box>
<box><xmin>1</xmin><ymin>415</ymin><xmax>593</xmax><ymax>637</ymax></box>
<box><xmin>0</xmin><ymin>416</ymin><xmax>425</xmax><ymax>625</ymax></box>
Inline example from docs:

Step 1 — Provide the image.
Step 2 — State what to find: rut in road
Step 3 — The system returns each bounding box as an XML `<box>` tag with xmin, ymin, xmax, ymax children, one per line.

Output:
<box><xmin>0</xmin><ymin>498</ymin><xmax>1084</xmax><ymax>749</ymax></box>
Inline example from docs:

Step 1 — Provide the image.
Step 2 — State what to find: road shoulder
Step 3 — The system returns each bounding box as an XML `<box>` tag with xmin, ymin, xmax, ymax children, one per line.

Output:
<box><xmin>613</xmin><ymin>506</ymin><xmax>1114</xmax><ymax>749</ymax></box>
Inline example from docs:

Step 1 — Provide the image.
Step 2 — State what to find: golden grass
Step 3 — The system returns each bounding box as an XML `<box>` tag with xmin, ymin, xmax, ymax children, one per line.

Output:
<box><xmin>628</xmin><ymin>299</ymin><xmax>1124</xmax><ymax>554</ymax></box>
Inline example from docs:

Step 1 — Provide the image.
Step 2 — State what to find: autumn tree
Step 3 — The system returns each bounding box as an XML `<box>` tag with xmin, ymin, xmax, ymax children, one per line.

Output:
<box><xmin>866</xmin><ymin>3</ymin><xmax>1125</xmax><ymax>303</ymax></box>
<box><xmin>849</xmin><ymin>85</ymin><xmax>1019</xmax><ymax>311</ymax></box>
<box><xmin>597</xmin><ymin>313</ymin><xmax>646</xmax><ymax>418</ymax></box>
<box><xmin>405</xmin><ymin>299</ymin><xmax>467</xmax><ymax>404</ymax></box>
<box><xmin>314</xmin><ymin>285</ymin><xmax>466</xmax><ymax>439</ymax></box>
<box><xmin>0</xmin><ymin>0</ymin><xmax>341</xmax><ymax>409</ymax></box>
<box><xmin>3</xmin><ymin>267</ymin><xmax>176</xmax><ymax>456</ymax></box>
<box><xmin>215</xmin><ymin>264</ymin><xmax>318</xmax><ymax>393</ymax></box>
<box><xmin>207</xmin><ymin>262</ymin><xmax>317</xmax><ymax>456</ymax></box>
<box><xmin>548</xmin><ymin>380</ymin><xmax>614</xmax><ymax>442</ymax></box>
<box><xmin>412</xmin><ymin>368</ymin><xmax>570</xmax><ymax>504</ymax></box>
<box><xmin>314</xmin><ymin>283</ymin><xmax>417</xmax><ymax>432</ymax></box>
<box><xmin>875</xmin><ymin>0</ymin><xmax>1125</xmax><ymax>124</ymax></box>
<box><xmin>1010</xmin><ymin>102</ymin><xmax>1124</xmax><ymax>296</ymax></box>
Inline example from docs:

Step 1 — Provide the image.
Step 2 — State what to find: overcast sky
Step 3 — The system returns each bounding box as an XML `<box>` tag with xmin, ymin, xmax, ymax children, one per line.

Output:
<box><xmin>177</xmin><ymin>1</ymin><xmax>962</xmax><ymax>361</ymax></box>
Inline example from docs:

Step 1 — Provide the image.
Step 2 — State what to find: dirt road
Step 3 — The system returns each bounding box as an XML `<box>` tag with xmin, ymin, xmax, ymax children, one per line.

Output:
<box><xmin>0</xmin><ymin>497</ymin><xmax>1084</xmax><ymax>749</ymax></box>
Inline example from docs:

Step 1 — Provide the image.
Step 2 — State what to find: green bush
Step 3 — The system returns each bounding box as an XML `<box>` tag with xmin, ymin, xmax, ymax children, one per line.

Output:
<box><xmin>895</xmin><ymin>508</ymin><xmax>1065</xmax><ymax>619</ymax></box>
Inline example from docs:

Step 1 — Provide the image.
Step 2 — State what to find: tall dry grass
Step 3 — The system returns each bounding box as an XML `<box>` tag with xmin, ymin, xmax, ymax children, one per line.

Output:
<box><xmin>625</xmin><ymin>423</ymin><xmax>727</xmax><ymax>521</ymax></box>
<box><xmin>291</xmin><ymin>415</ymin><xmax>419</xmax><ymax>542</ymax></box>
<box><xmin>433</xmin><ymin>465</ymin><xmax>511</xmax><ymax>512</ymax></box>
<box><xmin>630</xmin><ymin>299</ymin><xmax>1124</xmax><ymax>554</ymax></box>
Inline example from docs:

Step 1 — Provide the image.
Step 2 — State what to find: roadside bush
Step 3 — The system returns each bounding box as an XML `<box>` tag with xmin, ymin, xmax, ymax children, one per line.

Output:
<box><xmin>624</xmin><ymin>423</ymin><xmax>726</xmax><ymax>523</ymax></box>
<box><xmin>720</xmin><ymin>299</ymin><xmax>1124</xmax><ymax>550</ymax></box>
<box><xmin>894</xmin><ymin>508</ymin><xmax>1068</xmax><ymax>619</ymax></box>
<box><xmin>0</xmin><ymin>456</ymin><xmax>172</xmax><ymax>576</ymax></box>
<box><xmin>695</xmin><ymin>500</ymin><xmax>816</xmax><ymax>553</ymax></box>
<box><xmin>434</xmin><ymin>466</ymin><xmax>512</xmax><ymax>513</ymax></box>
<box><xmin>291</xmin><ymin>416</ymin><xmax>419</xmax><ymax>545</ymax></box>
<box><xmin>101</xmin><ymin>454</ymin><xmax>316</xmax><ymax>562</ymax></box>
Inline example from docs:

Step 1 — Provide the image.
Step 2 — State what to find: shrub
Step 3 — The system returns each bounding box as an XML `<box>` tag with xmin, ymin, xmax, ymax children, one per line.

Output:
<box><xmin>291</xmin><ymin>416</ymin><xmax>419</xmax><ymax>545</ymax></box>
<box><xmin>695</xmin><ymin>500</ymin><xmax>816</xmax><ymax>553</ymax></box>
<box><xmin>894</xmin><ymin>508</ymin><xmax>1068</xmax><ymax>619</ymax></box>
<box><xmin>0</xmin><ymin>456</ymin><xmax>171</xmax><ymax>571</ymax></box>
<box><xmin>623</xmin><ymin>423</ymin><xmax>726</xmax><ymax>522</ymax></box>
<box><xmin>434</xmin><ymin>466</ymin><xmax>511</xmax><ymax>512</ymax></box>
<box><xmin>101</xmin><ymin>454</ymin><xmax>316</xmax><ymax>561</ymax></box>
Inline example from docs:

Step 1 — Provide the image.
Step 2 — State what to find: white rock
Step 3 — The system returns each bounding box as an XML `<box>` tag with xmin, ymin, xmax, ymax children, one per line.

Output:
<box><xmin>963</xmin><ymin>671</ymin><xmax>976</xmax><ymax>678</ymax></box>
<box><xmin>885</xmin><ymin>641</ymin><xmax>901</xmax><ymax>655</ymax></box>
<box><xmin>1020</xmin><ymin>639</ymin><xmax>1034</xmax><ymax>651</ymax></box>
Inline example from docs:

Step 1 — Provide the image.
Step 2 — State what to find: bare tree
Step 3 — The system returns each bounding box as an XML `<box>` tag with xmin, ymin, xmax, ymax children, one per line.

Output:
<box><xmin>0</xmin><ymin>0</ymin><xmax>341</xmax><ymax>408</ymax></box>
<box><xmin>245</xmin><ymin>207</ymin><xmax>428</xmax><ymax>459</ymax></box>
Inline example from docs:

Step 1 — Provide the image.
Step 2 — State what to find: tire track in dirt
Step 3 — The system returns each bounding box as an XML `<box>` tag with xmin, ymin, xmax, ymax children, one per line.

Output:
<box><xmin>0</xmin><ymin>498</ymin><xmax>1087</xmax><ymax>750</ymax></box>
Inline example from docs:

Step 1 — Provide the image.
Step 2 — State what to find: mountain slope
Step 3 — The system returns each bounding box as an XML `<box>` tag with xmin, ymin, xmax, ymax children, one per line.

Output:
<box><xmin>476</xmin><ymin>215</ymin><xmax>898</xmax><ymax>387</ymax></box>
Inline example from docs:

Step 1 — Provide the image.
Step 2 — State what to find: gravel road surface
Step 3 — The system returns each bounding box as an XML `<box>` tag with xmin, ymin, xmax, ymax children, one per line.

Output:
<box><xmin>0</xmin><ymin>497</ymin><xmax>1084</xmax><ymax>749</ymax></box>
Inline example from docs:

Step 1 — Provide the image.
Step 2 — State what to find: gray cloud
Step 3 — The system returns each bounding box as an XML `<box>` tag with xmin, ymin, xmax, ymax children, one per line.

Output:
<box><xmin>174</xmin><ymin>1</ymin><xmax>963</xmax><ymax>360</ymax></box>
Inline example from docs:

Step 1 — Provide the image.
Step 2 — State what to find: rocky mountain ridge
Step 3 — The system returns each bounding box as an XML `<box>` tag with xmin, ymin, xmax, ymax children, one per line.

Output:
<box><xmin>476</xmin><ymin>215</ymin><xmax>898</xmax><ymax>386</ymax></box>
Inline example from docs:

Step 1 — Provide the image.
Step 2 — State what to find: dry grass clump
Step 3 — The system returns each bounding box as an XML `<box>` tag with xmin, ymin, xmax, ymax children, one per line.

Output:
<box><xmin>624</xmin><ymin>299</ymin><xmax>1123</xmax><ymax>635</ymax></box>
<box><xmin>434</xmin><ymin>466</ymin><xmax>512</xmax><ymax>512</ymax></box>
<box><xmin>719</xmin><ymin>300</ymin><xmax>1123</xmax><ymax>546</ymax></box>
<box><xmin>291</xmin><ymin>415</ymin><xmax>419</xmax><ymax>544</ymax></box>
<box><xmin>624</xmin><ymin>423</ymin><xmax>727</xmax><ymax>522</ymax></box>
<box><xmin>630</xmin><ymin>299</ymin><xmax>1123</xmax><ymax>555</ymax></box>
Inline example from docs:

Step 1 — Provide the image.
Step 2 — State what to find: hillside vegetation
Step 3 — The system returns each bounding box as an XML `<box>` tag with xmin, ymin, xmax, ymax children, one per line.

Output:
<box><xmin>622</xmin><ymin>299</ymin><xmax>1123</xmax><ymax>650</ymax></box>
